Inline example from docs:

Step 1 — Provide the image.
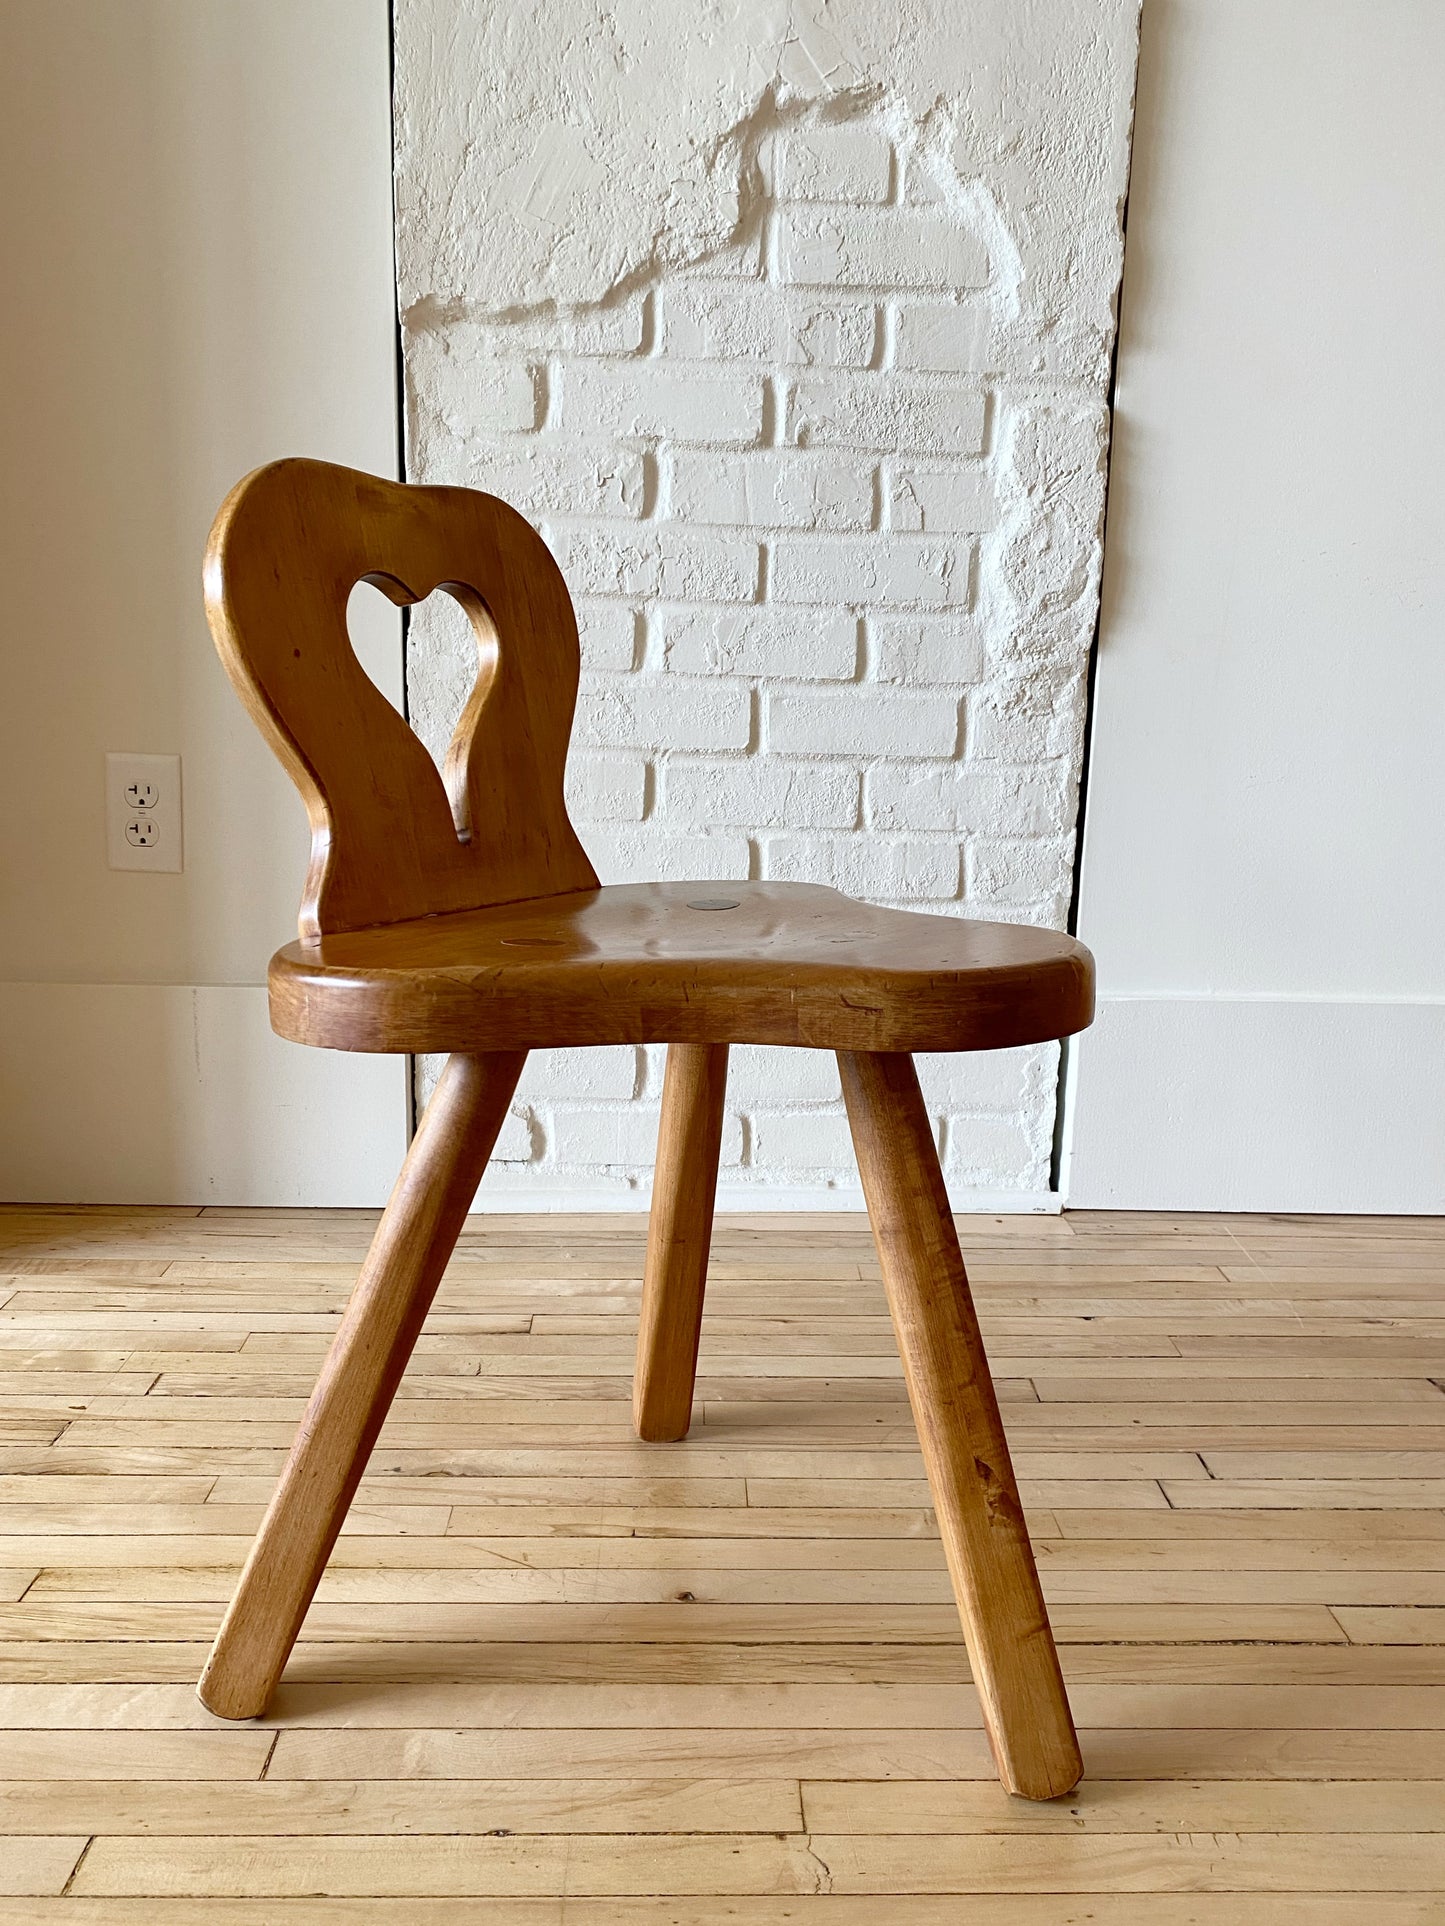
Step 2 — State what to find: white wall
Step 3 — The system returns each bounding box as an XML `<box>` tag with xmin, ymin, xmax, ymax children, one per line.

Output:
<box><xmin>395</xmin><ymin>0</ymin><xmax>1141</xmax><ymax>1210</ymax></box>
<box><xmin>0</xmin><ymin>0</ymin><xmax>407</xmax><ymax>1204</ymax></box>
<box><xmin>1067</xmin><ymin>0</ymin><xmax>1445</xmax><ymax>1211</ymax></box>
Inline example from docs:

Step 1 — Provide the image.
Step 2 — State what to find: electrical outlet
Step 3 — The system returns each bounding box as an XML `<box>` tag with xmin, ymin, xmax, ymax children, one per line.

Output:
<box><xmin>107</xmin><ymin>753</ymin><xmax>183</xmax><ymax>873</ymax></box>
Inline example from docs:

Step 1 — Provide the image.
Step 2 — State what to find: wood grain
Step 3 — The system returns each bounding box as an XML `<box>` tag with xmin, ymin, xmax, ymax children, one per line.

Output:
<box><xmin>9</xmin><ymin>1165</ymin><xmax>1445</xmax><ymax>1887</ymax></box>
<box><xmin>204</xmin><ymin>458</ymin><xmax>596</xmax><ymax>940</ymax></box>
<box><xmin>839</xmin><ymin>1052</ymin><xmax>1080</xmax><ymax>1799</ymax></box>
<box><xmin>633</xmin><ymin>1044</ymin><xmax>729</xmax><ymax>1442</ymax></box>
<box><xmin>267</xmin><ymin>881</ymin><xmax>1094</xmax><ymax>1056</ymax></box>
<box><xmin>2</xmin><ymin>1209</ymin><xmax>1445</xmax><ymax>1887</ymax></box>
<box><xmin>197</xmin><ymin>1053</ymin><xmax>525</xmax><ymax>1718</ymax></box>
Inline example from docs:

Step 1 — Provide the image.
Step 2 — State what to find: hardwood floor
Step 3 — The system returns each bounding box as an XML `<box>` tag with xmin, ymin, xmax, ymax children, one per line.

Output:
<box><xmin>0</xmin><ymin>1203</ymin><xmax>1443</xmax><ymax>1918</ymax></box>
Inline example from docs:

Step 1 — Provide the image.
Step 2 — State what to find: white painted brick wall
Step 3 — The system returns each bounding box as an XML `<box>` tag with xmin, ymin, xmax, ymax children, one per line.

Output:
<box><xmin>397</xmin><ymin>0</ymin><xmax>1140</xmax><ymax>1207</ymax></box>
<box><xmin>660</xmin><ymin>608</ymin><xmax>858</xmax><ymax>681</ymax></box>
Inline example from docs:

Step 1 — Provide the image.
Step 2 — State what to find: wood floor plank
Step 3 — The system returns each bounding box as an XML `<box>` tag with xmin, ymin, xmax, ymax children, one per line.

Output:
<box><xmin>1</xmin><ymin>1729</ymin><xmax>275</xmax><ymax>1778</ymax></box>
<box><xmin>65</xmin><ymin>1829</ymin><xmax>1445</xmax><ymax>1896</ymax></box>
<box><xmin>4</xmin><ymin>1902</ymin><xmax>1445</xmax><ymax>1926</ymax></box>
<box><xmin>0</xmin><ymin>1598</ymin><xmax>1351</xmax><ymax>1645</ymax></box>
<box><xmin>269</xmin><ymin>1726</ymin><xmax>995</xmax><ymax>1779</ymax></box>
<box><xmin>1162</xmin><ymin>1480</ymin><xmax>1445</xmax><ymax>1510</ymax></box>
<box><xmin>0</xmin><ymin>1837</ymin><xmax>87</xmax><ymax>1898</ymax></box>
<box><xmin>0</xmin><ymin>1776</ymin><xmax>802</xmax><ymax>1835</ymax></box>
<box><xmin>805</xmin><ymin>1832</ymin><xmax>1445</xmax><ymax>1894</ymax></box>
<box><xmin>31</xmin><ymin>1561</ymin><xmax>1445</xmax><ymax>1607</ymax></box>
<box><xmin>1</xmin><ymin>1637</ymin><xmax>1437</xmax><ymax>1688</ymax></box>
<box><xmin>801</xmin><ymin>1776</ymin><xmax>1445</xmax><ymax>1832</ymax></box>
<box><xmin>0</xmin><ymin>1504</ymin><xmax>452</xmax><ymax>1536</ymax></box>
<box><xmin>1334</xmin><ymin>1608</ymin><xmax>1445</xmax><ymax>1644</ymax></box>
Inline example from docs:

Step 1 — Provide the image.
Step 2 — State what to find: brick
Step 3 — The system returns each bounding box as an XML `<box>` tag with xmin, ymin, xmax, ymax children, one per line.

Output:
<box><xmin>490</xmin><ymin>1107</ymin><xmax>537</xmax><ymax>1163</ymax></box>
<box><xmin>575</xmin><ymin>673</ymin><xmax>751</xmax><ymax>753</ymax></box>
<box><xmin>966</xmin><ymin>835</ymin><xmax>1075</xmax><ymax>909</ymax></box>
<box><xmin>778</xmin><ymin>207</ymin><xmax>989</xmax><ymax>290</ymax></box>
<box><xmin>407</xmin><ymin>333</ymin><xmax>541</xmax><ymax>433</ymax></box>
<box><xmin>967</xmin><ymin>675</ymin><xmax>1086</xmax><ymax>762</ymax></box>
<box><xmin>413</xmin><ymin>306</ymin><xmax>645</xmax><ymax>360</ymax></box>
<box><xmin>660</xmin><ymin>607</ymin><xmax>856</xmax><ymax>681</ymax></box>
<box><xmin>867</xmin><ymin>760</ymin><xmax>1069</xmax><ymax>835</ymax></box>
<box><xmin>450</xmin><ymin>441</ymin><xmax>647</xmax><ymax>520</ymax></box>
<box><xmin>761</xmin><ymin>833</ymin><xmax>960</xmax><ymax>899</ymax></box>
<box><xmin>569</xmin><ymin>302</ymin><xmax>647</xmax><ymax>355</ymax></box>
<box><xmin>787</xmin><ymin>373</ymin><xmax>986</xmax><ymax>457</ymax></box>
<box><xmin>871</xmin><ymin>618</ymin><xmax>986</xmax><ymax>685</ymax></box>
<box><xmin>579</xmin><ymin>822</ymin><xmax>751</xmax><ymax>885</ymax></box>
<box><xmin>674</xmin><ymin>233</ymin><xmax>766</xmax><ymax>282</ymax></box>
<box><xmin>917</xmin><ymin>1044</ymin><xmax>1058</xmax><ymax>1117</ymax></box>
<box><xmin>660</xmin><ymin>757</ymin><xmax>859</xmax><ymax>830</ymax></box>
<box><xmin>557</xmin><ymin>360</ymin><xmax>763</xmax><ymax>443</ymax></box>
<box><xmin>894</xmin><ymin>302</ymin><xmax>991</xmax><ymax>373</ymax></box>
<box><xmin>518</xmin><ymin>1047</ymin><xmax>641</xmax><ymax>1103</ymax></box>
<box><xmin>766</xmin><ymin>686</ymin><xmax>959</xmax><ymax>759</ymax></box>
<box><xmin>776</xmin><ymin>124</ymin><xmax>893</xmax><ymax>203</ymax></box>
<box><xmin>574</xmin><ymin>600</ymin><xmax>639</xmax><ymax>672</ymax></box>
<box><xmin>658</xmin><ymin>283</ymin><xmax>776</xmax><ymax>361</ymax></box>
<box><xmin>787</xmin><ymin>303</ymin><xmax>879</xmax><ymax>370</ymax></box>
<box><xmin>749</xmin><ymin>1109</ymin><xmax>856</xmax><ymax>1173</ymax></box>
<box><xmin>544</xmin><ymin>1106</ymin><xmax>660</xmax><ymax>1168</ymax></box>
<box><xmin>887</xmin><ymin>463</ymin><xmax>995</xmax><ymax>534</ymax></box>
<box><xmin>668</xmin><ymin>451</ymin><xmax>874</xmax><ymax>533</ymax></box>
<box><xmin>726</xmin><ymin>1044</ymin><xmax>842</xmax><ymax>1106</ymax></box>
<box><xmin>944</xmin><ymin>1114</ymin><xmax>1049</xmax><ymax>1190</ymax></box>
<box><xmin>548</xmin><ymin>1106</ymin><xmax>742</xmax><ymax>1167</ymax></box>
<box><xmin>769</xmin><ymin>535</ymin><xmax>972</xmax><ymax>610</ymax></box>
<box><xmin>564</xmin><ymin>752</ymin><xmax>647</xmax><ymax>823</ymax></box>
<box><xmin>553</xmin><ymin>525</ymin><xmax>760</xmax><ymax>603</ymax></box>
<box><xmin>657</xmin><ymin>284</ymin><xmax>875</xmax><ymax>367</ymax></box>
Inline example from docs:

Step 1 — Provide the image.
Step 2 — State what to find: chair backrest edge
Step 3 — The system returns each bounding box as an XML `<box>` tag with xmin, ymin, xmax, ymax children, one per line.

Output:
<box><xmin>204</xmin><ymin>456</ymin><xmax>599</xmax><ymax>940</ymax></box>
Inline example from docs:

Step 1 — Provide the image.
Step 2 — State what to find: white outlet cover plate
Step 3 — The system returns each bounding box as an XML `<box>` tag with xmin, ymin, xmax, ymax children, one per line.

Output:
<box><xmin>106</xmin><ymin>753</ymin><xmax>183</xmax><ymax>873</ymax></box>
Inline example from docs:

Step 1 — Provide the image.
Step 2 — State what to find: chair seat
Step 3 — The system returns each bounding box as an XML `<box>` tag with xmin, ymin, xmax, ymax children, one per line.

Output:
<box><xmin>269</xmin><ymin>880</ymin><xmax>1094</xmax><ymax>1055</ymax></box>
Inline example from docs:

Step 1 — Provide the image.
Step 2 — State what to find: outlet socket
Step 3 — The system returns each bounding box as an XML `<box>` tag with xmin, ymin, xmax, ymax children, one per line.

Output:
<box><xmin>107</xmin><ymin>753</ymin><xmax>183</xmax><ymax>873</ymax></box>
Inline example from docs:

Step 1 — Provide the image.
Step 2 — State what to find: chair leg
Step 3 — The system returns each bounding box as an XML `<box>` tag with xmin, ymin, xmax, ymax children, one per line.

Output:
<box><xmin>633</xmin><ymin>1042</ymin><xmax>729</xmax><ymax>1442</ymax></box>
<box><xmin>197</xmin><ymin>1049</ymin><xmax>527</xmax><ymax>1720</ymax></box>
<box><xmin>837</xmin><ymin>1049</ymin><xmax>1082</xmax><ymax>1800</ymax></box>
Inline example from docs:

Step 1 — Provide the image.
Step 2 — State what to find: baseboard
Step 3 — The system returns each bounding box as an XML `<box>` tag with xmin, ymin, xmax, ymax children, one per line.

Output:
<box><xmin>0</xmin><ymin>982</ymin><xmax>408</xmax><ymax>1206</ymax></box>
<box><xmin>1063</xmin><ymin>993</ymin><xmax>1445</xmax><ymax>1212</ymax></box>
<box><xmin>471</xmin><ymin>1174</ymin><xmax>1061</xmax><ymax>1214</ymax></box>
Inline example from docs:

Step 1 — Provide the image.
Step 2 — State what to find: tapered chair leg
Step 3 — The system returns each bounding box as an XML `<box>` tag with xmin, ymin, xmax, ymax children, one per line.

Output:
<box><xmin>197</xmin><ymin>1050</ymin><xmax>527</xmax><ymax>1720</ymax></box>
<box><xmin>838</xmin><ymin>1050</ymin><xmax>1081</xmax><ymax>1800</ymax></box>
<box><xmin>633</xmin><ymin>1042</ymin><xmax>729</xmax><ymax>1442</ymax></box>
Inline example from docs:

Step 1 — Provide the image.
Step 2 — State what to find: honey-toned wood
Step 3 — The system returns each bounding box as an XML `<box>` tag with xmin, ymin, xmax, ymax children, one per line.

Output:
<box><xmin>200</xmin><ymin>457</ymin><xmax>1096</xmax><ymax>1794</ymax></box>
<box><xmin>204</xmin><ymin>458</ymin><xmax>597</xmax><ymax>939</ymax></box>
<box><xmin>838</xmin><ymin>1051</ymin><xmax>1082</xmax><ymax>1799</ymax></box>
<box><xmin>268</xmin><ymin>880</ymin><xmax>1093</xmax><ymax>1055</ymax></box>
<box><xmin>197</xmin><ymin>1052</ymin><xmax>525</xmax><ymax>1719</ymax></box>
<box><xmin>634</xmin><ymin>1044</ymin><xmax>730</xmax><ymax>1442</ymax></box>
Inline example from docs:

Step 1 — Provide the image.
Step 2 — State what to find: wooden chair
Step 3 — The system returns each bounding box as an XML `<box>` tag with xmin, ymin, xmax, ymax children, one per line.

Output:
<box><xmin>197</xmin><ymin>456</ymin><xmax>1095</xmax><ymax>1801</ymax></box>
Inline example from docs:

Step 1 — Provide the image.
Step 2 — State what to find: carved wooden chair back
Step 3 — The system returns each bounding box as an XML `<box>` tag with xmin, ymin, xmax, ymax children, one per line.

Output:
<box><xmin>205</xmin><ymin>457</ymin><xmax>597</xmax><ymax>941</ymax></box>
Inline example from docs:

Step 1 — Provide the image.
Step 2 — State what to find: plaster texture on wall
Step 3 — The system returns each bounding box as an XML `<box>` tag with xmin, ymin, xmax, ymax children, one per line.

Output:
<box><xmin>395</xmin><ymin>0</ymin><xmax>1140</xmax><ymax>1205</ymax></box>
